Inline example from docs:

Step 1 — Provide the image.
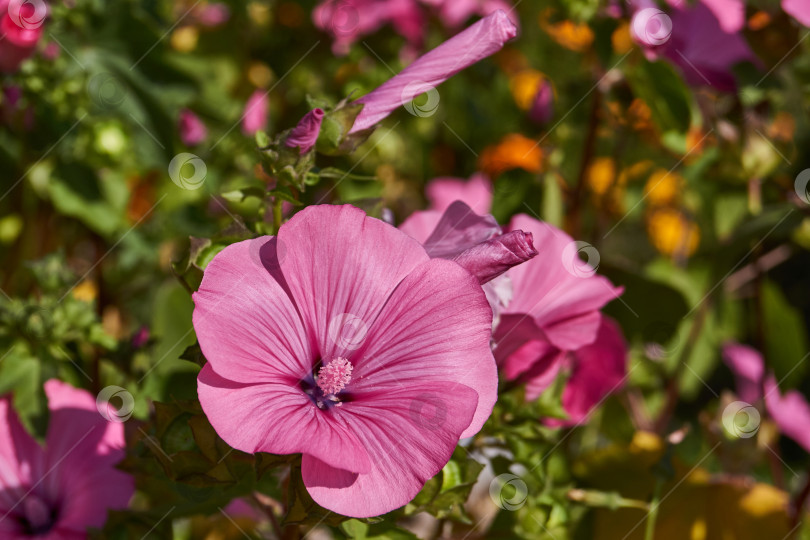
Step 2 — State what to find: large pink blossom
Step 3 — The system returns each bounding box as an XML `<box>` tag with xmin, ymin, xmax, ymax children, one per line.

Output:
<box><xmin>401</xmin><ymin>176</ymin><xmax>626</xmax><ymax>417</ymax></box>
<box><xmin>0</xmin><ymin>380</ymin><xmax>133</xmax><ymax>538</ymax></box>
<box><xmin>349</xmin><ymin>10</ymin><xmax>517</xmax><ymax>133</ymax></box>
<box><xmin>194</xmin><ymin>204</ymin><xmax>498</xmax><ymax>517</ymax></box>
<box><xmin>723</xmin><ymin>342</ymin><xmax>810</xmax><ymax>452</ymax></box>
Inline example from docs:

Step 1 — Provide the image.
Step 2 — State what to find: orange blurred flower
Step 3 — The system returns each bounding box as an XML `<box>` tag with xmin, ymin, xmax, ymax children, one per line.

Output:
<box><xmin>479</xmin><ymin>134</ymin><xmax>543</xmax><ymax>177</ymax></box>
<box><xmin>540</xmin><ymin>10</ymin><xmax>594</xmax><ymax>53</ymax></box>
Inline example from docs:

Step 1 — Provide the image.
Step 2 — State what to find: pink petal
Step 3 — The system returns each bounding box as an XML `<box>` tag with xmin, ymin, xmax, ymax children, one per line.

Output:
<box><xmin>493</xmin><ymin>314</ymin><xmax>549</xmax><ymax>379</ymax></box>
<box><xmin>197</xmin><ymin>364</ymin><xmax>372</xmax><ymax>473</ymax></box>
<box><xmin>242</xmin><ymin>90</ymin><xmax>268</xmax><ymax>135</ymax></box>
<box><xmin>302</xmin><ymin>381</ymin><xmax>477</xmax><ymax>517</ymax></box>
<box><xmin>349</xmin><ymin>10</ymin><xmax>517</xmax><ymax>133</ymax></box>
<box><xmin>422</xmin><ymin>200</ymin><xmax>500</xmax><ymax>258</ymax></box>
<box><xmin>721</xmin><ymin>342</ymin><xmax>764</xmax><ymax>404</ymax></box>
<box><xmin>503</xmin><ymin>214</ymin><xmax>623</xmax><ymax>350</ymax></box>
<box><xmin>285</xmin><ymin>108</ymin><xmax>324</xmax><ymax>153</ymax></box>
<box><xmin>193</xmin><ymin>237</ymin><xmax>314</xmax><ymax>384</ymax></box>
<box><xmin>764</xmin><ymin>375</ymin><xmax>810</xmax><ymax>453</ymax></box>
<box><xmin>425</xmin><ymin>173</ymin><xmax>493</xmax><ymax>214</ymax></box>
<box><xmin>398</xmin><ymin>209</ymin><xmax>442</xmax><ymax>243</ymax></box>
<box><xmin>697</xmin><ymin>0</ymin><xmax>744</xmax><ymax>32</ymax></box>
<box><xmin>277</xmin><ymin>205</ymin><xmax>430</xmax><ymax>362</ymax></box>
<box><xmin>0</xmin><ymin>396</ymin><xmax>43</xmax><ymax>513</ymax></box>
<box><xmin>523</xmin><ymin>350</ymin><xmax>565</xmax><ymax>401</ymax></box>
<box><xmin>550</xmin><ymin>317</ymin><xmax>627</xmax><ymax>426</ymax></box>
<box><xmin>349</xmin><ymin>258</ymin><xmax>497</xmax><ymax>437</ymax></box>
<box><xmin>784</xmin><ymin>0</ymin><xmax>810</xmax><ymax>27</ymax></box>
<box><xmin>42</xmin><ymin>380</ymin><xmax>132</xmax><ymax>531</ymax></box>
<box><xmin>451</xmin><ymin>230</ymin><xmax>537</xmax><ymax>284</ymax></box>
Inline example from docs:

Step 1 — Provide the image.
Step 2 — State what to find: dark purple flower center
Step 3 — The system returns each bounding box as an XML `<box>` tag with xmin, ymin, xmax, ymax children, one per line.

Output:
<box><xmin>300</xmin><ymin>357</ymin><xmax>355</xmax><ymax>410</ymax></box>
<box><xmin>19</xmin><ymin>494</ymin><xmax>56</xmax><ymax>535</ymax></box>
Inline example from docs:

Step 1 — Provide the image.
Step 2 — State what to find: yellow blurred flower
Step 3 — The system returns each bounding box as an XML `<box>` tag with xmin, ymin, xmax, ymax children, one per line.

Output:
<box><xmin>647</xmin><ymin>208</ymin><xmax>700</xmax><ymax>258</ymax></box>
<box><xmin>73</xmin><ymin>280</ymin><xmax>98</xmax><ymax>303</ymax></box>
<box><xmin>540</xmin><ymin>11</ymin><xmax>594</xmax><ymax>53</ymax></box>
<box><xmin>611</xmin><ymin>21</ymin><xmax>634</xmax><ymax>54</ymax></box>
<box><xmin>644</xmin><ymin>168</ymin><xmax>683</xmax><ymax>207</ymax></box>
<box><xmin>587</xmin><ymin>157</ymin><xmax>617</xmax><ymax>197</ymax></box>
<box><xmin>248</xmin><ymin>62</ymin><xmax>274</xmax><ymax>88</ymax></box>
<box><xmin>171</xmin><ymin>26</ymin><xmax>199</xmax><ymax>52</ymax></box>
<box><xmin>510</xmin><ymin>69</ymin><xmax>545</xmax><ymax>111</ymax></box>
<box><xmin>479</xmin><ymin>134</ymin><xmax>543</xmax><ymax>177</ymax></box>
<box><xmin>247</xmin><ymin>2</ymin><xmax>271</xmax><ymax>26</ymax></box>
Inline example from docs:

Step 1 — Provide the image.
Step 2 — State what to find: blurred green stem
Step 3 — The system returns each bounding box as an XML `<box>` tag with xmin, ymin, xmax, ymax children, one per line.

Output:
<box><xmin>272</xmin><ymin>197</ymin><xmax>284</xmax><ymax>234</ymax></box>
<box><xmin>643</xmin><ymin>478</ymin><xmax>663</xmax><ymax>540</ymax></box>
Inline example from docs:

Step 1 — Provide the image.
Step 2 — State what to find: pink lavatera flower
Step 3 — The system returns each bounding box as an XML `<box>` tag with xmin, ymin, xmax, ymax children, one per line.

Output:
<box><xmin>723</xmin><ymin>342</ymin><xmax>810</xmax><ymax>452</ymax></box>
<box><xmin>401</xmin><ymin>175</ymin><xmax>626</xmax><ymax>419</ymax></box>
<box><xmin>0</xmin><ymin>0</ymin><xmax>46</xmax><ymax>73</ymax></box>
<box><xmin>314</xmin><ymin>0</ymin><xmax>425</xmax><ymax>55</ymax></box>
<box><xmin>285</xmin><ymin>108</ymin><xmax>324</xmax><ymax>154</ymax></box>
<box><xmin>422</xmin><ymin>0</ymin><xmax>518</xmax><ymax>29</ymax></box>
<box><xmin>194</xmin><ymin>204</ymin><xmax>498</xmax><ymax>517</ymax></box>
<box><xmin>629</xmin><ymin>0</ymin><xmax>756</xmax><ymax>92</ymax></box>
<box><xmin>349</xmin><ymin>10</ymin><xmax>517</xmax><ymax>133</ymax></box>
<box><xmin>178</xmin><ymin>108</ymin><xmax>207</xmax><ymax>146</ymax></box>
<box><xmin>0</xmin><ymin>380</ymin><xmax>133</xmax><ymax>538</ymax></box>
<box><xmin>241</xmin><ymin>90</ymin><xmax>269</xmax><ymax>135</ymax></box>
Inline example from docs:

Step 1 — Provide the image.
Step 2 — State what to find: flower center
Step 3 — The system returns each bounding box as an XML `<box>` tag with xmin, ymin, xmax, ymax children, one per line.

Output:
<box><xmin>22</xmin><ymin>495</ymin><xmax>53</xmax><ymax>534</ymax></box>
<box><xmin>317</xmin><ymin>357</ymin><xmax>353</xmax><ymax>395</ymax></box>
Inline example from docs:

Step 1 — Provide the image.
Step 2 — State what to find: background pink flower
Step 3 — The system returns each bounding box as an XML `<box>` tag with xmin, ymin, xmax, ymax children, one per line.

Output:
<box><xmin>241</xmin><ymin>90</ymin><xmax>268</xmax><ymax>135</ymax></box>
<box><xmin>194</xmin><ymin>204</ymin><xmax>497</xmax><ymax>517</ymax></box>
<box><xmin>0</xmin><ymin>380</ymin><xmax>133</xmax><ymax>537</ymax></box>
<box><xmin>178</xmin><ymin>108</ymin><xmax>207</xmax><ymax>146</ymax></box>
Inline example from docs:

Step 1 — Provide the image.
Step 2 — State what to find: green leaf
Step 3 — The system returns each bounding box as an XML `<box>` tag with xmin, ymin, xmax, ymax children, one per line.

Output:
<box><xmin>626</xmin><ymin>59</ymin><xmax>692</xmax><ymax>135</ymax></box>
<box><xmin>762</xmin><ymin>279</ymin><xmax>809</xmax><ymax>389</ymax></box>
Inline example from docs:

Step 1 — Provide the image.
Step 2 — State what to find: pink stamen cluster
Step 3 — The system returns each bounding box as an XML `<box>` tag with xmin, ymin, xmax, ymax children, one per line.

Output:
<box><xmin>317</xmin><ymin>357</ymin><xmax>353</xmax><ymax>395</ymax></box>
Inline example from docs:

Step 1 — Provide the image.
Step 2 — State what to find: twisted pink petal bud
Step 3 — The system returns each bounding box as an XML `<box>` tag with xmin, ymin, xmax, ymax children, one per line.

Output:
<box><xmin>285</xmin><ymin>108</ymin><xmax>324</xmax><ymax>153</ymax></box>
<box><xmin>452</xmin><ymin>230</ymin><xmax>537</xmax><ymax>284</ymax></box>
<box><xmin>349</xmin><ymin>10</ymin><xmax>517</xmax><ymax>133</ymax></box>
